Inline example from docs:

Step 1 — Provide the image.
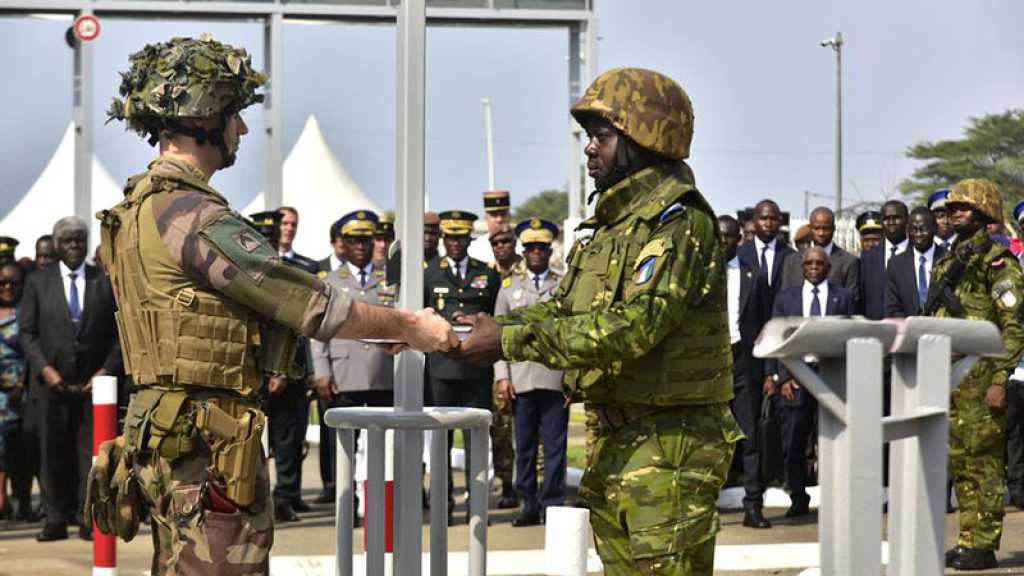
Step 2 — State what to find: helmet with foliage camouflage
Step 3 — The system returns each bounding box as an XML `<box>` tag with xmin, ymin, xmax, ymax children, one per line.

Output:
<box><xmin>107</xmin><ymin>35</ymin><xmax>266</xmax><ymax>146</ymax></box>
<box><xmin>947</xmin><ymin>178</ymin><xmax>1003</xmax><ymax>223</ymax></box>
<box><xmin>570</xmin><ymin>67</ymin><xmax>694</xmax><ymax>160</ymax></box>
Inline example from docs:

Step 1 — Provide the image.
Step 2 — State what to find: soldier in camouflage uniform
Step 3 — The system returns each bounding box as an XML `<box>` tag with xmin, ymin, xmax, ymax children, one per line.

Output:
<box><xmin>83</xmin><ymin>35</ymin><xmax>455</xmax><ymax>576</ymax></box>
<box><xmin>927</xmin><ymin>178</ymin><xmax>1024</xmax><ymax>572</ymax></box>
<box><xmin>453</xmin><ymin>68</ymin><xmax>742</xmax><ymax>575</ymax></box>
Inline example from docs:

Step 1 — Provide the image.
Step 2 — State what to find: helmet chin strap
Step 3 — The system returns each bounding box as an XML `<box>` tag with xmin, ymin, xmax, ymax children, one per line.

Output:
<box><xmin>163</xmin><ymin>114</ymin><xmax>236</xmax><ymax>169</ymax></box>
<box><xmin>591</xmin><ymin>134</ymin><xmax>667</xmax><ymax>199</ymax></box>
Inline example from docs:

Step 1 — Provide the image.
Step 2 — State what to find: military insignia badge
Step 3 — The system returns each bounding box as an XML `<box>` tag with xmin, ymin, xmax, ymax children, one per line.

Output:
<box><xmin>994</xmin><ymin>279</ymin><xmax>1018</xmax><ymax>309</ymax></box>
<box><xmin>234</xmin><ymin>230</ymin><xmax>262</xmax><ymax>253</ymax></box>
<box><xmin>502</xmin><ymin>277</ymin><xmax>512</xmax><ymax>288</ymax></box>
<box><xmin>471</xmin><ymin>275</ymin><xmax>489</xmax><ymax>289</ymax></box>
<box><xmin>1001</xmin><ymin>291</ymin><xmax>1018</xmax><ymax>308</ymax></box>
<box><xmin>317</xmin><ymin>270</ymin><xmax>328</xmax><ymax>279</ymax></box>
<box><xmin>633</xmin><ymin>256</ymin><xmax>657</xmax><ymax>285</ymax></box>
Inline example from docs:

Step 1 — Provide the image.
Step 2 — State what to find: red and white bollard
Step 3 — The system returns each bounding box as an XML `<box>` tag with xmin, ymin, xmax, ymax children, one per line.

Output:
<box><xmin>92</xmin><ymin>375</ymin><xmax>118</xmax><ymax>576</ymax></box>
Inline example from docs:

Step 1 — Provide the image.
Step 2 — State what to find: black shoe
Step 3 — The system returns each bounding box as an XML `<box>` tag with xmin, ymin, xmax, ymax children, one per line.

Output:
<box><xmin>15</xmin><ymin>506</ymin><xmax>40</xmax><ymax>523</ymax></box>
<box><xmin>785</xmin><ymin>497</ymin><xmax>810</xmax><ymax>518</ymax></box>
<box><xmin>313</xmin><ymin>489</ymin><xmax>335</xmax><ymax>504</ymax></box>
<box><xmin>511</xmin><ymin>511</ymin><xmax>542</xmax><ymax>527</ymax></box>
<box><xmin>742</xmin><ymin>507</ymin><xmax>772</xmax><ymax>528</ymax></box>
<box><xmin>1010</xmin><ymin>494</ymin><xmax>1024</xmax><ymax>511</ymax></box>
<box><xmin>290</xmin><ymin>498</ymin><xmax>312</xmax><ymax>513</ymax></box>
<box><xmin>945</xmin><ymin>546</ymin><xmax>967</xmax><ymax>567</ymax></box>
<box><xmin>36</xmin><ymin>524</ymin><xmax>68</xmax><ymax>542</ymax></box>
<box><xmin>497</xmin><ymin>486</ymin><xmax>518</xmax><ymax>509</ymax></box>
<box><xmin>950</xmin><ymin>548</ymin><xmax>997</xmax><ymax>571</ymax></box>
<box><xmin>78</xmin><ymin>525</ymin><xmax>93</xmax><ymax>541</ymax></box>
<box><xmin>274</xmin><ymin>501</ymin><xmax>299</xmax><ymax>523</ymax></box>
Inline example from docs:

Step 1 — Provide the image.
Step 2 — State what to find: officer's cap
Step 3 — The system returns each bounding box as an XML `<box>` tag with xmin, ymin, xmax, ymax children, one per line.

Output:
<box><xmin>856</xmin><ymin>210</ymin><xmax>882</xmax><ymax>235</ymax></box>
<box><xmin>376</xmin><ymin>213</ymin><xmax>395</xmax><ymax>237</ymax></box>
<box><xmin>515</xmin><ymin>218</ymin><xmax>559</xmax><ymax>245</ymax></box>
<box><xmin>483</xmin><ymin>190</ymin><xmax>511</xmax><ymax>214</ymax></box>
<box><xmin>0</xmin><ymin>237</ymin><xmax>18</xmax><ymax>256</ymax></box>
<box><xmin>928</xmin><ymin>189</ymin><xmax>950</xmax><ymax>212</ymax></box>
<box><xmin>439</xmin><ymin>211</ymin><xmax>477</xmax><ymax>237</ymax></box>
<box><xmin>337</xmin><ymin>210</ymin><xmax>379</xmax><ymax>238</ymax></box>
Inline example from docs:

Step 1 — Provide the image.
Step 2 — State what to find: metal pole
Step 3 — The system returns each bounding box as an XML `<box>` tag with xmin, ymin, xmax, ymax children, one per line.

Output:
<box><xmin>834</xmin><ymin>32</ymin><xmax>843</xmax><ymax>214</ymax></box>
<box><xmin>429</xmin><ymin>429</ymin><xmax>449</xmax><ymax>576</ymax></box>
<box><xmin>336</xmin><ymin>429</ymin><xmax>355</xmax><ymax>576</ymax></box>
<box><xmin>581</xmin><ymin>15</ymin><xmax>597</xmax><ymax>219</ymax></box>
<box><xmin>394</xmin><ymin>1</ymin><xmax>426</xmax><ymax>574</ymax></box>
<box><xmin>567</xmin><ymin>24</ymin><xmax>582</xmax><ymax>222</ymax></box>
<box><xmin>73</xmin><ymin>10</ymin><xmax>94</xmax><ymax>230</ymax></box>
<box><xmin>482</xmin><ymin>98</ymin><xmax>495</xmax><ymax>191</ymax></box>
<box><xmin>367</xmin><ymin>429</ymin><xmax>387</xmax><ymax>575</ymax></box>
<box><xmin>263</xmin><ymin>12</ymin><xmax>284</xmax><ymax>210</ymax></box>
<box><xmin>468</xmin><ymin>427</ymin><xmax>489</xmax><ymax>576</ymax></box>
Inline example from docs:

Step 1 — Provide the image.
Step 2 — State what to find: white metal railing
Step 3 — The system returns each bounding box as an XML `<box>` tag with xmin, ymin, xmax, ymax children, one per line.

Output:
<box><xmin>324</xmin><ymin>406</ymin><xmax>493</xmax><ymax>576</ymax></box>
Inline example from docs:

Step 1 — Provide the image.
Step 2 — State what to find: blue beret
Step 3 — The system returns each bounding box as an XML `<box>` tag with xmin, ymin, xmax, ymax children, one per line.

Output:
<box><xmin>928</xmin><ymin>188</ymin><xmax>950</xmax><ymax>211</ymax></box>
<box><xmin>1014</xmin><ymin>200</ymin><xmax>1024</xmax><ymax>223</ymax></box>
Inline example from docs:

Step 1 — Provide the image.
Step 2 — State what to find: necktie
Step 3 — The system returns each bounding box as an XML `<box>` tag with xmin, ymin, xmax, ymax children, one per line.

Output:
<box><xmin>533</xmin><ymin>275</ymin><xmax>541</xmax><ymax>290</ymax></box>
<box><xmin>68</xmin><ymin>272</ymin><xmax>81</xmax><ymax>323</ymax></box>
<box><xmin>359</xmin><ymin>269</ymin><xmax>367</xmax><ymax>288</ymax></box>
<box><xmin>890</xmin><ymin>245</ymin><xmax>898</xmax><ymax>260</ymax></box>
<box><xmin>810</xmin><ymin>285</ymin><xmax>822</xmax><ymax>317</ymax></box>
<box><xmin>760</xmin><ymin>245</ymin><xmax>770</xmax><ymax>285</ymax></box>
<box><xmin>941</xmin><ymin>241</ymin><xmax>950</xmax><ymax>252</ymax></box>
<box><xmin>918</xmin><ymin>255</ymin><xmax>928</xmax><ymax>308</ymax></box>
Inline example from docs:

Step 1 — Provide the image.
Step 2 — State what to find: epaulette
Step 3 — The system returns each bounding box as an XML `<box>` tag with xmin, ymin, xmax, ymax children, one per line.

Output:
<box><xmin>439</xmin><ymin>259</ymin><xmax>449</xmax><ymax>269</ymax></box>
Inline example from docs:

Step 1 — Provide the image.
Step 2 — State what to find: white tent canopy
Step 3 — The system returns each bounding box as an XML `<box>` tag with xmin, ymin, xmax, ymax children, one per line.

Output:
<box><xmin>242</xmin><ymin>114</ymin><xmax>380</xmax><ymax>259</ymax></box>
<box><xmin>0</xmin><ymin>122</ymin><xmax>122</xmax><ymax>261</ymax></box>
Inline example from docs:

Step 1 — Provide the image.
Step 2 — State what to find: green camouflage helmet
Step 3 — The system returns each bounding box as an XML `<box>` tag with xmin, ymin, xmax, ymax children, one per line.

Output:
<box><xmin>107</xmin><ymin>35</ymin><xmax>266</xmax><ymax>144</ymax></box>
<box><xmin>948</xmin><ymin>178</ymin><xmax>1003</xmax><ymax>223</ymax></box>
<box><xmin>571</xmin><ymin>67</ymin><xmax>694</xmax><ymax>160</ymax></box>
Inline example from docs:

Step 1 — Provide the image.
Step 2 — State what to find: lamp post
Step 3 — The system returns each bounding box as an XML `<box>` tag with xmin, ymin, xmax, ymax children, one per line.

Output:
<box><xmin>482</xmin><ymin>97</ymin><xmax>495</xmax><ymax>190</ymax></box>
<box><xmin>821</xmin><ymin>32</ymin><xmax>843</xmax><ymax>215</ymax></box>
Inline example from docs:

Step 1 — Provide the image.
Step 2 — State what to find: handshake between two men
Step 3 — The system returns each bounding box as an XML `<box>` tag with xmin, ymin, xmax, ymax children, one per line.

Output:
<box><xmin>370</xmin><ymin>304</ymin><xmax>503</xmax><ymax>367</ymax></box>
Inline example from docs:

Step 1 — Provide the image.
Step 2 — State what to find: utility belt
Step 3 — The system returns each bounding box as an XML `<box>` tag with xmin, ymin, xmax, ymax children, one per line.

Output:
<box><xmin>593</xmin><ymin>404</ymin><xmax>667</xmax><ymax>434</ymax></box>
<box><xmin>122</xmin><ymin>388</ymin><xmax>265</xmax><ymax>508</ymax></box>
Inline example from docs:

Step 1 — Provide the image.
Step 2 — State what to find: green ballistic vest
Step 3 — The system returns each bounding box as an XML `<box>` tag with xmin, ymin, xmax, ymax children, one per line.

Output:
<box><xmin>99</xmin><ymin>159</ymin><xmax>287</xmax><ymax>397</ymax></box>
<box><xmin>561</xmin><ymin>164</ymin><xmax>733</xmax><ymax>406</ymax></box>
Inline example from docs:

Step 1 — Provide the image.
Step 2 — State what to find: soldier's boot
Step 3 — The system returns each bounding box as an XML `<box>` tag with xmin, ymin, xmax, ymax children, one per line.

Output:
<box><xmin>945</xmin><ymin>546</ymin><xmax>967</xmax><ymax>567</ymax></box>
<box><xmin>950</xmin><ymin>548</ymin><xmax>997</xmax><ymax>571</ymax></box>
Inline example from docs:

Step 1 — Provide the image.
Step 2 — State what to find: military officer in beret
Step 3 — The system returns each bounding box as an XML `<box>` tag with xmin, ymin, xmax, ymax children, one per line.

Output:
<box><xmin>248</xmin><ymin>211</ymin><xmax>317</xmax><ymax>522</ymax></box>
<box><xmin>857</xmin><ymin>210</ymin><xmax>883</xmax><ymax>253</ymax></box>
<box><xmin>311</xmin><ymin>210</ymin><xmax>396</xmax><ymax>526</ymax></box>
<box><xmin>0</xmin><ymin>237</ymin><xmax>18</xmax><ymax>266</ymax></box>
<box><xmin>494</xmin><ymin>218</ymin><xmax>566</xmax><ymax>527</ymax></box>
<box><xmin>425</xmin><ymin>210</ymin><xmax>501</xmax><ymax>522</ymax></box>
<box><xmin>469</xmin><ymin>190</ymin><xmax>514</xmax><ymax>262</ymax></box>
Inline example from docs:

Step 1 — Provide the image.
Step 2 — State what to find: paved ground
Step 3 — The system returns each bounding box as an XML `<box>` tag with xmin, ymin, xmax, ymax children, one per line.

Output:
<box><xmin>6</xmin><ymin>446</ymin><xmax>1024</xmax><ymax>575</ymax></box>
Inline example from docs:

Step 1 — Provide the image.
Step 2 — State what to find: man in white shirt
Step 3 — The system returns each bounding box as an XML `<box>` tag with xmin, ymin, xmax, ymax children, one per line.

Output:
<box><xmin>276</xmin><ymin>206</ymin><xmax>319</xmax><ymax>271</ymax></box>
<box><xmin>468</xmin><ymin>190</ymin><xmax>513</xmax><ymax>263</ymax></box>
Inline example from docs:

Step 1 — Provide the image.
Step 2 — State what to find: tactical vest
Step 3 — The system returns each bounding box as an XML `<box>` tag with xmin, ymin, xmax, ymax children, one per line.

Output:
<box><xmin>561</xmin><ymin>165</ymin><xmax>733</xmax><ymax>406</ymax></box>
<box><xmin>99</xmin><ymin>161</ymin><xmax>289</xmax><ymax>397</ymax></box>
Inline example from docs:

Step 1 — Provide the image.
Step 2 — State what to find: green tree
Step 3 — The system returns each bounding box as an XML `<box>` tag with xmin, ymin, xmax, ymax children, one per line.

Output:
<box><xmin>512</xmin><ymin>189</ymin><xmax>569</xmax><ymax>224</ymax></box>
<box><xmin>900</xmin><ymin>110</ymin><xmax>1024</xmax><ymax>214</ymax></box>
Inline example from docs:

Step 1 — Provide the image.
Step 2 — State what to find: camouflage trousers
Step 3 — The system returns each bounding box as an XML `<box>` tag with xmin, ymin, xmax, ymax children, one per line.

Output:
<box><xmin>491</xmin><ymin>382</ymin><xmax>515</xmax><ymax>490</ymax></box>
<box><xmin>134</xmin><ymin>441</ymin><xmax>274</xmax><ymax>575</ymax></box>
<box><xmin>949</xmin><ymin>385</ymin><xmax>1006</xmax><ymax>550</ymax></box>
<box><xmin>579</xmin><ymin>403</ymin><xmax>741</xmax><ymax>576</ymax></box>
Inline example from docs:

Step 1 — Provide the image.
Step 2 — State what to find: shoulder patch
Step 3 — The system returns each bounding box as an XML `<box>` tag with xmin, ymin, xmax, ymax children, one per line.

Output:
<box><xmin>633</xmin><ymin>238</ymin><xmax>671</xmax><ymax>270</ymax></box>
<box><xmin>658</xmin><ymin>202</ymin><xmax>686</xmax><ymax>223</ymax></box>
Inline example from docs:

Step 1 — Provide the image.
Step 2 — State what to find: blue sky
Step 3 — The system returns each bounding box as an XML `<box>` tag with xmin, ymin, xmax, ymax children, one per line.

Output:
<box><xmin>1</xmin><ymin>0</ymin><xmax>1022</xmax><ymax>230</ymax></box>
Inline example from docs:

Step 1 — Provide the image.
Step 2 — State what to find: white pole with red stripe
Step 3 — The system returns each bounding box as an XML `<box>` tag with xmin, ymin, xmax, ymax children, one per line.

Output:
<box><xmin>92</xmin><ymin>375</ymin><xmax>118</xmax><ymax>576</ymax></box>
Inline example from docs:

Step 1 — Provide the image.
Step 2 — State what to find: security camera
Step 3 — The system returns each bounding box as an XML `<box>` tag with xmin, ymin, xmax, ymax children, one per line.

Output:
<box><xmin>820</xmin><ymin>38</ymin><xmax>832</xmax><ymax>47</ymax></box>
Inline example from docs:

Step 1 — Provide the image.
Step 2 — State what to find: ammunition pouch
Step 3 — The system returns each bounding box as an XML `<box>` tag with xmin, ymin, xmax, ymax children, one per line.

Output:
<box><xmin>123</xmin><ymin>389</ymin><xmax>196</xmax><ymax>461</ymax></box>
<box><xmin>84</xmin><ymin>436</ymin><xmax>144</xmax><ymax>542</ymax></box>
<box><xmin>259</xmin><ymin>322</ymin><xmax>301</xmax><ymax>378</ymax></box>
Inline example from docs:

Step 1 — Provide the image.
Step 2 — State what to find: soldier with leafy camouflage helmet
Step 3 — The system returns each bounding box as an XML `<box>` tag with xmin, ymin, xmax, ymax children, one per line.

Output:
<box><xmin>86</xmin><ymin>36</ymin><xmax>456</xmax><ymax>575</ymax></box>
<box><xmin>927</xmin><ymin>178</ymin><xmax>1024</xmax><ymax>571</ymax></box>
<box><xmin>452</xmin><ymin>67</ymin><xmax>741</xmax><ymax>575</ymax></box>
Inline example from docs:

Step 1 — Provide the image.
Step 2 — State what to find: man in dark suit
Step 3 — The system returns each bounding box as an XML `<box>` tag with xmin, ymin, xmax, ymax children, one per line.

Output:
<box><xmin>738</xmin><ymin>200</ymin><xmax>796</xmax><ymax>308</ymax></box>
<box><xmin>770</xmin><ymin>246</ymin><xmax>854</xmax><ymax>518</ymax></box>
<box><xmin>20</xmin><ymin>216</ymin><xmax>121</xmax><ymax>542</ymax></box>
<box><xmin>928</xmin><ymin>189</ymin><xmax>957</xmax><ymax>252</ymax></box>
<box><xmin>859</xmin><ymin>200</ymin><xmax>909</xmax><ymax>320</ymax></box>
<box><xmin>424</xmin><ymin>210</ymin><xmax>500</xmax><ymax>523</ymax></box>
<box><xmin>719</xmin><ymin>216</ymin><xmax>772</xmax><ymax>528</ymax></box>
<box><xmin>780</xmin><ymin>206</ymin><xmax>860</xmax><ymax>296</ymax></box>
<box><xmin>886</xmin><ymin>207</ymin><xmax>943</xmax><ymax>318</ymax></box>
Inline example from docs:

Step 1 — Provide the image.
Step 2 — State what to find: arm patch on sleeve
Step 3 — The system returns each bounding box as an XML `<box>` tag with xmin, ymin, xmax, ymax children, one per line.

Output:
<box><xmin>659</xmin><ymin>202</ymin><xmax>686</xmax><ymax>223</ymax></box>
